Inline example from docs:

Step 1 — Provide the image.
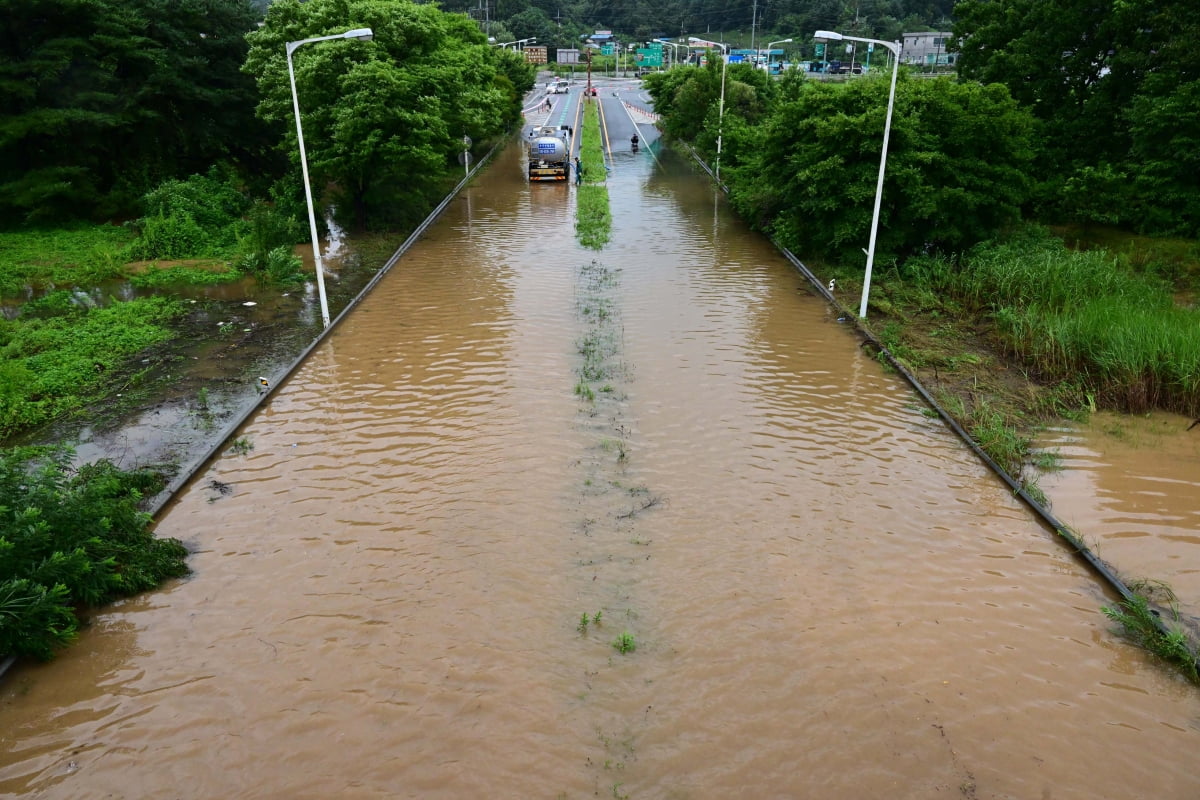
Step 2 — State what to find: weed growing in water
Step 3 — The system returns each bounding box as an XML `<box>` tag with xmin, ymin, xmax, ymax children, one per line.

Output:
<box><xmin>1032</xmin><ymin>449</ymin><xmax>1062</xmax><ymax>471</ymax></box>
<box><xmin>1102</xmin><ymin>593</ymin><xmax>1199</xmax><ymax>683</ymax></box>
<box><xmin>229</xmin><ymin>436</ymin><xmax>254</xmax><ymax>456</ymax></box>
<box><xmin>613</xmin><ymin>631</ymin><xmax>636</xmax><ymax>654</ymax></box>
<box><xmin>577</xmin><ymin>610</ymin><xmax>604</xmax><ymax>634</ymax></box>
<box><xmin>575</xmin><ymin>380</ymin><xmax>595</xmax><ymax>402</ymax></box>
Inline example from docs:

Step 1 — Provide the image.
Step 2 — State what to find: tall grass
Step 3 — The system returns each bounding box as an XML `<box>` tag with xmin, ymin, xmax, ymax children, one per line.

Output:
<box><xmin>904</xmin><ymin>233</ymin><xmax>1200</xmax><ymax>415</ymax></box>
<box><xmin>576</xmin><ymin>102</ymin><xmax>611</xmax><ymax>250</ymax></box>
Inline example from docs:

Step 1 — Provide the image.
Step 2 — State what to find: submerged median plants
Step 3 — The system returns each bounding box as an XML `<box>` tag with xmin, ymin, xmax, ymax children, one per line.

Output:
<box><xmin>575</xmin><ymin>102</ymin><xmax>611</xmax><ymax>250</ymax></box>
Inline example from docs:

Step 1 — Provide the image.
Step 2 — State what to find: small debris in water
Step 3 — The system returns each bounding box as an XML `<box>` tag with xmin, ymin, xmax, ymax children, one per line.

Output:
<box><xmin>243</xmin><ymin>301</ymin><xmax>257</xmax><ymax>307</ymax></box>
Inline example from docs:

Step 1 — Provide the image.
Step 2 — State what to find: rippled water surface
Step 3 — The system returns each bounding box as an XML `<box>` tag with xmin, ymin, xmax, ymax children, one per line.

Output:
<box><xmin>3</xmin><ymin>142</ymin><xmax>1199</xmax><ymax>800</ymax></box>
<box><xmin>1039</xmin><ymin>411</ymin><xmax>1200</xmax><ymax>622</ymax></box>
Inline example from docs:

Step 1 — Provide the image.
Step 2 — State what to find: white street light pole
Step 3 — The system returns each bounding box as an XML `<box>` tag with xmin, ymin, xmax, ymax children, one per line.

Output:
<box><xmin>688</xmin><ymin>37</ymin><xmax>729</xmax><ymax>183</ymax></box>
<box><xmin>765</xmin><ymin>37</ymin><xmax>792</xmax><ymax>67</ymax></box>
<box><xmin>286</xmin><ymin>27</ymin><xmax>374</xmax><ymax>329</ymax></box>
<box><xmin>814</xmin><ymin>30</ymin><xmax>901</xmax><ymax>319</ymax></box>
<box><xmin>653</xmin><ymin>38</ymin><xmax>680</xmax><ymax>68</ymax></box>
<box><xmin>496</xmin><ymin>37</ymin><xmax>536</xmax><ymax>49</ymax></box>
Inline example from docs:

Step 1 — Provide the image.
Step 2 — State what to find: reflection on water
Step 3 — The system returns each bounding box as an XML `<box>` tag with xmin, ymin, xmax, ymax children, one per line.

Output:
<box><xmin>2</xmin><ymin>142</ymin><xmax>1199</xmax><ymax>800</ymax></box>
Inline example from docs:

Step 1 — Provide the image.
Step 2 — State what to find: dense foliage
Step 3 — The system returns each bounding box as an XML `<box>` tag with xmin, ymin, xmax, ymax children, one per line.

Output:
<box><xmin>436</xmin><ymin>0</ymin><xmax>954</xmax><ymax>47</ymax></box>
<box><xmin>953</xmin><ymin>0</ymin><xmax>1200</xmax><ymax>237</ymax></box>
<box><xmin>244</xmin><ymin>0</ymin><xmax>535</xmax><ymax>230</ymax></box>
<box><xmin>0</xmin><ymin>0</ymin><xmax>276</xmax><ymax>225</ymax></box>
<box><xmin>0</xmin><ymin>446</ymin><xmax>188</xmax><ymax>661</ymax></box>
<box><xmin>646</xmin><ymin>65</ymin><xmax>1036</xmax><ymax>263</ymax></box>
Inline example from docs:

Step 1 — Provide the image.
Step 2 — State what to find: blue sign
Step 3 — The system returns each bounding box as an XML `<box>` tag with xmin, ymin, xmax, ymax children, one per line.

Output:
<box><xmin>538</xmin><ymin>142</ymin><xmax>557</xmax><ymax>153</ymax></box>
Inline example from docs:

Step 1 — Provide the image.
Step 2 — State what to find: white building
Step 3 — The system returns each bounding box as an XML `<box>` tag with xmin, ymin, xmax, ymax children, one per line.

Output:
<box><xmin>901</xmin><ymin>31</ymin><xmax>954</xmax><ymax>66</ymax></box>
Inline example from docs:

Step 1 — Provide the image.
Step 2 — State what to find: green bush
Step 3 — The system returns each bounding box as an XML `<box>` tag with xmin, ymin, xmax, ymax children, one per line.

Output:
<box><xmin>0</xmin><ymin>446</ymin><xmax>189</xmax><ymax>661</ymax></box>
<box><xmin>140</xmin><ymin>167</ymin><xmax>249</xmax><ymax>234</ymax></box>
<box><xmin>232</xmin><ymin>200</ymin><xmax>305</xmax><ymax>284</ymax></box>
<box><xmin>127</xmin><ymin>168</ymin><xmax>252</xmax><ymax>260</ymax></box>
<box><xmin>126</xmin><ymin>211</ymin><xmax>208</xmax><ymax>260</ymax></box>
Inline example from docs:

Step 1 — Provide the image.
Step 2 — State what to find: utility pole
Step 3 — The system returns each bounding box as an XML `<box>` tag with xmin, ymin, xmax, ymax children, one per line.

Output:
<box><xmin>750</xmin><ymin>0</ymin><xmax>758</xmax><ymax>55</ymax></box>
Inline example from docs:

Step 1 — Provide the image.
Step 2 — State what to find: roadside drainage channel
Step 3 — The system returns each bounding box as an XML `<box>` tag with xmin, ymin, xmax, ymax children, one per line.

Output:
<box><xmin>0</xmin><ymin>142</ymin><xmax>502</xmax><ymax>684</ymax></box>
<box><xmin>684</xmin><ymin>146</ymin><xmax>1195</xmax><ymax>659</ymax></box>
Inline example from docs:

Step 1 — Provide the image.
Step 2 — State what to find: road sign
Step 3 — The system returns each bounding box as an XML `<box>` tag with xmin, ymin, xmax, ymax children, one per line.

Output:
<box><xmin>601</xmin><ymin>44</ymin><xmax>614</xmax><ymax>56</ymax></box>
<box><xmin>635</xmin><ymin>48</ymin><xmax>662</xmax><ymax>67</ymax></box>
<box><xmin>815</xmin><ymin>43</ymin><xmax>825</xmax><ymax>57</ymax></box>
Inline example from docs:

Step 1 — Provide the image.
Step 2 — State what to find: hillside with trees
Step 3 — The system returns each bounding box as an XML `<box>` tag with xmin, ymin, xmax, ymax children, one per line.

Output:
<box><xmin>436</xmin><ymin>0</ymin><xmax>954</xmax><ymax>50</ymax></box>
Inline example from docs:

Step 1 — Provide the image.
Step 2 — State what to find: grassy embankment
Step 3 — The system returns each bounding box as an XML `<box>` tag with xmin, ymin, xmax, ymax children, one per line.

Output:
<box><xmin>817</xmin><ymin>227</ymin><xmax>1200</xmax><ymax>499</ymax></box>
<box><xmin>824</xmin><ymin>226</ymin><xmax>1200</xmax><ymax>682</ymax></box>
<box><xmin>575</xmin><ymin>101</ymin><xmax>612</xmax><ymax>250</ymax></box>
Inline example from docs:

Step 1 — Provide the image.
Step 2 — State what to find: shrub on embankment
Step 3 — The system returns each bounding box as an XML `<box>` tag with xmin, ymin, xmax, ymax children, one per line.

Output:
<box><xmin>899</xmin><ymin>233</ymin><xmax>1200</xmax><ymax>417</ymax></box>
<box><xmin>0</xmin><ymin>446</ymin><xmax>189</xmax><ymax>661</ymax></box>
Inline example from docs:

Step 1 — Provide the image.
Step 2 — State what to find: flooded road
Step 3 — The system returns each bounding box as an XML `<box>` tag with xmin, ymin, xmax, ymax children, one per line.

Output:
<box><xmin>3</xmin><ymin>142</ymin><xmax>1199</xmax><ymax>799</ymax></box>
<box><xmin>1039</xmin><ymin>412</ymin><xmax>1200</xmax><ymax>623</ymax></box>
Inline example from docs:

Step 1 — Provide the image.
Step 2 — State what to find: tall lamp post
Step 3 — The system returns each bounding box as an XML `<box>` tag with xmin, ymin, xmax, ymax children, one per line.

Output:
<box><xmin>765</xmin><ymin>37</ymin><xmax>792</xmax><ymax>69</ymax></box>
<box><xmin>286</xmin><ymin>27</ymin><xmax>374</xmax><ymax>329</ymax></box>
<box><xmin>814</xmin><ymin>30</ymin><xmax>901</xmax><ymax>319</ymax></box>
<box><xmin>496</xmin><ymin>37</ymin><xmax>536</xmax><ymax>50</ymax></box>
<box><xmin>688</xmin><ymin>37</ymin><xmax>729</xmax><ymax>182</ymax></box>
<box><xmin>653</xmin><ymin>38</ymin><xmax>680</xmax><ymax>68</ymax></box>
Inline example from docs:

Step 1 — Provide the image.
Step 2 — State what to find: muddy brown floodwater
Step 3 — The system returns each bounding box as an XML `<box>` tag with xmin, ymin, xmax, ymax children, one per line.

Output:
<box><xmin>2</xmin><ymin>142</ymin><xmax>1199</xmax><ymax>800</ymax></box>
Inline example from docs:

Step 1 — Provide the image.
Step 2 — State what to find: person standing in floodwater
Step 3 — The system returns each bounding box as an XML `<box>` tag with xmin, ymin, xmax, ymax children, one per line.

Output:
<box><xmin>574</xmin><ymin>156</ymin><xmax>582</xmax><ymax>184</ymax></box>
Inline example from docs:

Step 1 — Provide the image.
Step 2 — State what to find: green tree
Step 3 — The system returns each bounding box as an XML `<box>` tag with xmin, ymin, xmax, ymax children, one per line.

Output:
<box><xmin>726</xmin><ymin>76</ymin><xmax>1035</xmax><ymax>263</ymax></box>
<box><xmin>244</xmin><ymin>0</ymin><xmax>528</xmax><ymax>230</ymax></box>
<box><xmin>0</xmin><ymin>0</ymin><xmax>269</xmax><ymax>224</ymax></box>
<box><xmin>953</xmin><ymin>0</ymin><xmax>1200</xmax><ymax>235</ymax></box>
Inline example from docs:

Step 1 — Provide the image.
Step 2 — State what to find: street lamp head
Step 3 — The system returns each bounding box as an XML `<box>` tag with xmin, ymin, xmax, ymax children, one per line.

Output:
<box><xmin>342</xmin><ymin>28</ymin><xmax>373</xmax><ymax>41</ymax></box>
<box><xmin>813</xmin><ymin>30</ymin><xmax>843</xmax><ymax>41</ymax></box>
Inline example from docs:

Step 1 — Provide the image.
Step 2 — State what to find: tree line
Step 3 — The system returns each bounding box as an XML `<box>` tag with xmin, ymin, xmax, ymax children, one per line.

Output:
<box><xmin>0</xmin><ymin>0</ymin><xmax>537</xmax><ymax>231</ymax></box>
<box><xmin>953</xmin><ymin>0</ymin><xmax>1200</xmax><ymax>238</ymax></box>
<box><xmin>436</xmin><ymin>0</ymin><xmax>954</xmax><ymax>55</ymax></box>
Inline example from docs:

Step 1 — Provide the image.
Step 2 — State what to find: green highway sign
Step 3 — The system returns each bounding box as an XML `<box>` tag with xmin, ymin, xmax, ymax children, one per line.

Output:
<box><xmin>635</xmin><ymin>48</ymin><xmax>663</xmax><ymax>67</ymax></box>
<box><xmin>601</xmin><ymin>44</ymin><xmax>615</xmax><ymax>56</ymax></box>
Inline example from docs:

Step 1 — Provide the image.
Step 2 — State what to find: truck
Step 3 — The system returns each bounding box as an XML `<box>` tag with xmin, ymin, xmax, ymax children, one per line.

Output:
<box><xmin>527</xmin><ymin>125</ymin><xmax>572</xmax><ymax>182</ymax></box>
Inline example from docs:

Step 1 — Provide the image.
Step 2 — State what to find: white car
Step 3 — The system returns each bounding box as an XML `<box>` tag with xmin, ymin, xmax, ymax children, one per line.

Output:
<box><xmin>549</xmin><ymin>80</ymin><xmax>570</xmax><ymax>94</ymax></box>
